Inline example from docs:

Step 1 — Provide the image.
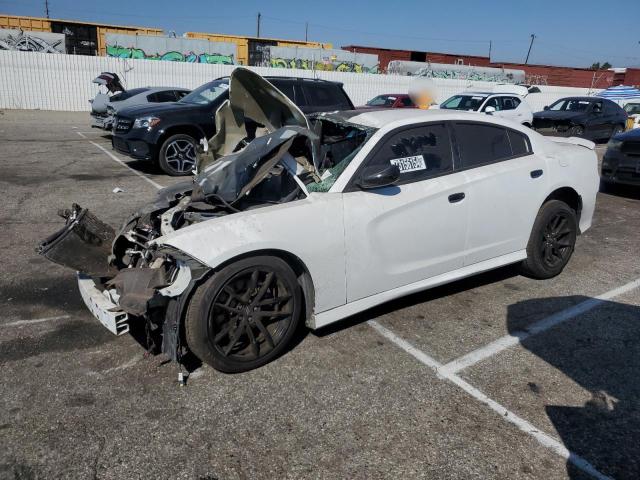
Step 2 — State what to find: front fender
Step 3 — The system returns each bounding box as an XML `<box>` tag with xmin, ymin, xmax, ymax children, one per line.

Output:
<box><xmin>154</xmin><ymin>193</ymin><xmax>346</xmax><ymax>314</ymax></box>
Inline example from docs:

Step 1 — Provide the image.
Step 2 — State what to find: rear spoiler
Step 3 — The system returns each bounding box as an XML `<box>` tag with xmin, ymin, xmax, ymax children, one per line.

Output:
<box><xmin>547</xmin><ymin>136</ymin><xmax>595</xmax><ymax>150</ymax></box>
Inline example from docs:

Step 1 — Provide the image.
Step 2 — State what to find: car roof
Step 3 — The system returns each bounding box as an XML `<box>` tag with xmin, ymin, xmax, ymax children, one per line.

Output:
<box><xmin>214</xmin><ymin>75</ymin><xmax>344</xmax><ymax>87</ymax></box>
<box><xmin>347</xmin><ymin>108</ymin><xmax>481</xmax><ymax>129</ymax></box>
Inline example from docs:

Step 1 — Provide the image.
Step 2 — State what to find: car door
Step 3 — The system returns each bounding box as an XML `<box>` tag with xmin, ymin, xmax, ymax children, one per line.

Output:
<box><xmin>342</xmin><ymin>122</ymin><xmax>469</xmax><ymax>302</ymax></box>
<box><xmin>452</xmin><ymin>122</ymin><xmax>548</xmax><ymax>265</ymax></box>
<box><xmin>585</xmin><ymin>101</ymin><xmax>608</xmax><ymax>139</ymax></box>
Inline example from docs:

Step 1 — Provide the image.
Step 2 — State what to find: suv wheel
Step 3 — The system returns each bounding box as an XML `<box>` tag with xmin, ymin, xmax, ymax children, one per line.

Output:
<box><xmin>185</xmin><ymin>256</ymin><xmax>302</xmax><ymax>373</ymax></box>
<box><xmin>158</xmin><ymin>134</ymin><xmax>197</xmax><ymax>176</ymax></box>
<box><xmin>519</xmin><ymin>200</ymin><xmax>577</xmax><ymax>279</ymax></box>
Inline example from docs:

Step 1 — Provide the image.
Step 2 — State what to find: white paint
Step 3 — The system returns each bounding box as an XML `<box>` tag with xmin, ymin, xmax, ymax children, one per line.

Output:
<box><xmin>89</xmin><ymin>141</ymin><xmax>164</xmax><ymax>190</ymax></box>
<box><xmin>76</xmin><ymin>131</ymin><xmax>87</xmax><ymax>139</ymax></box>
<box><xmin>0</xmin><ymin>50</ymin><xmax>592</xmax><ymax>112</ymax></box>
<box><xmin>441</xmin><ymin>277</ymin><xmax>640</xmax><ymax>375</ymax></box>
<box><xmin>4</xmin><ymin>314</ymin><xmax>70</xmax><ymax>327</ymax></box>
<box><xmin>368</xmin><ymin>320</ymin><xmax>612</xmax><ymax>480</ymax></box>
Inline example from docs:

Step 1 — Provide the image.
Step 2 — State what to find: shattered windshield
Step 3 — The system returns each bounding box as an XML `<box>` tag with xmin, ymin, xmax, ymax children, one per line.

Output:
<box><xmin>180</xmin><ymin>80</ymin><xmax>229</xmax><ymax>105</ymax></box>
<box><xmin>307</xmin><ymin>119</ymin><xmax>376</xmax><ymax>193</ymax></box>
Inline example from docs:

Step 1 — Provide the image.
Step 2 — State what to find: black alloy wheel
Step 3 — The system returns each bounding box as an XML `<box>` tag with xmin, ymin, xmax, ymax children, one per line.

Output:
<box><xmin>185</xmin><ymin>256</ymin><xmax>302</xmax><ymax>373</ymax></box>
<box><xmin>520</xmin><ymin>200</ymin><xmax>577</xmax><ymax>279</ymax></box>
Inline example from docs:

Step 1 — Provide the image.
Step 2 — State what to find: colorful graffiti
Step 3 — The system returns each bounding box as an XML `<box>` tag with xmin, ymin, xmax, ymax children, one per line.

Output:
<box><xmin>268</xmin><ymin>57</ymin><xmax>378</xmax><ymax>73</ymax></box>
<box><xmin>106</xmin><ymin>45</ymin><xmax>234</xmax><ymax>64</ymax></box>
<box><xmin>0</xmin><ymin>29</ymin><xmax>65</xmax><ymax>53</ymax></box>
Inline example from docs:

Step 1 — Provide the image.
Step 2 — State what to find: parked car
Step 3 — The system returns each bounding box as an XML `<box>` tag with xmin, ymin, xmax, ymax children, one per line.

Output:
<box><xmin>112</xmin><ymin>75</ymin><xmax>355</xmax><ymax>176</ymax></box>
<box><xmin>361</xmin><ymin>94</ymin><xmax>416</xmax><ymax>109</ymax></box>
<box><xmin>439</xmin><ymin>91</ymin><xmax>534</xmax><ymax>126</ymax></box>
<box><xmin>91</xmin><ymin>87</ymin><xmax>191</xmax><ymax>130</ymax></box>
<box><xmin>533</xmin><ymin>97</ymin><xmax>627</xmax><ymax>140</ymax></box>
<box><xmin>601</xmin><ymin>128</ymin><xmax>640</xmax><ymax>187</ymax></box>
<box><xmin>623</xmin><ymin>102</ymin><xmax>640</xmax><ymax>129</ymax></box>
<box><xmin>39</xmin><ymin>69</ymin><xmax>598</xmax><ymax>374</ymax></box>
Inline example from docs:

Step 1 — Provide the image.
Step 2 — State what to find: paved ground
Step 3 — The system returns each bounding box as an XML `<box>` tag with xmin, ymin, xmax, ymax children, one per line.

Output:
<box><xmin>1</xmin><ymin>110</ymin><xmax>639</xmax><ymax>480</ymax></box>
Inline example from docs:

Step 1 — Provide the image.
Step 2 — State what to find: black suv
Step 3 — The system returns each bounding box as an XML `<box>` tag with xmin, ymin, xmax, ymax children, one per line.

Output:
<box><xmin>533</xmin><ymin>97</ymin><xmax>627</xmax><ymax>141</ymax></box>
<box><xmin>112</xmin><ymin>76</ymin><xmax>354</xmax><ymax>175</ymax></box>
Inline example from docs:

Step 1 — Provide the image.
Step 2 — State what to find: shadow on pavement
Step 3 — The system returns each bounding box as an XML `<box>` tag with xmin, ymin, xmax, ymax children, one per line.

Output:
<box><xmin>507</xmin><ymin>296</ymin><xmax>640</xmax><ymax>479</ymax></box>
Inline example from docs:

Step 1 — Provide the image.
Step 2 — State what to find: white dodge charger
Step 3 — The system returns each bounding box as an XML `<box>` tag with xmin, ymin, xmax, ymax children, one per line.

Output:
<box><xmin>40</xmin><ymin>69</ymin><xmax>599</xmax><ymax>373</ymax></box>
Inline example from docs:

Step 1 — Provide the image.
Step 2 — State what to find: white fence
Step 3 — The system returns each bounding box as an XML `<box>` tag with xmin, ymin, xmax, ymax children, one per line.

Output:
<box><xmin>0</xmin><ymin>50</ymin><xmax>593</xmax><ymax>112</ymax></box>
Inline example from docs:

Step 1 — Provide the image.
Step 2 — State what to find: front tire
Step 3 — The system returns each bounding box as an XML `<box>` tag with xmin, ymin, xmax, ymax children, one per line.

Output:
<box><xmin>520</xmin><ymin>200</ymin><xmax>577</xmax><ymax>279</ymax></box>
<box><xmin>568</xmin><ymin>125</ymin><xmax>584</xmax><ymax>137</ymax></box>
<box><xmin>158</xmin><ymin>134</ymin><xmax>197</xmax><ymax>176</ymax></box>
<box><xmin>185</xmin><ymin>256</ymin><xmax>302</xmax><ymax>373</ymax></box>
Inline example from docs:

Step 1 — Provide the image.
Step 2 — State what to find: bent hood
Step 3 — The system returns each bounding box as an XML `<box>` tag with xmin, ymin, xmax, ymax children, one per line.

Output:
<box><xmin>198</xmin><ymin>67</ymin><xmax>310</xmax><ymax>170</ymax></box>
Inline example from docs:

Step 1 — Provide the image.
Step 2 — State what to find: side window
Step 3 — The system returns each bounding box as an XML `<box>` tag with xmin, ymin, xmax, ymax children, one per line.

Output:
<box><xmin>175</xmin><ymin>90</ymin><xmax>189</xmax><ymax>100</ymax></box>
<box><xmin>401</xmin><ymin>97</ymin><xmax>414</xmax><ymax>107</ymax></box>
<box><xmin>483</xmin><ymin>97</ymin><xmax>501</xmax><ymax>111</ymax></box>
<box><xmin>147</xmin><ymin>91</ymin><xmax>177</xmax><ymax>103</ymax></box>
<box><xmin>305</xmin><ymin>84</ymin><xmax>338</xmax><ymax>106</ymax></box>
<box><xmin>592</xmin><ymin>101</ymin><xmax>603</xmax><ymax>113</ymax></box>
<box><xmin>271</xmin><ymin>81</ymin><xmax>296</xmax><ymax>103</ymax></box>
<box><xmin>454</xmin><ymin>123</ymin><xmax>512</xmax><ymax>168</ymax></box>
<box><xmin>365</xmin><ymin>123</ymin><xmax>453</xmax><ymax>183</ymax></box>
<box><xmin>507</xmin><ymin>130</ymin><xmax>531</xmax><ymax>156</ymax></box>
<box><xmin>502</xmin><ymin>97</ymin><xmax>519</xmax><ymax>110</ymax></box>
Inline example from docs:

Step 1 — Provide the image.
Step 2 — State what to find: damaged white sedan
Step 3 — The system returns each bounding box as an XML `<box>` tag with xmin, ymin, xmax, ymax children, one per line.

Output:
<box><xmin>39</xmin><ymin>68</ymin><xmax>598</xmax><ymax>373</ymax></box>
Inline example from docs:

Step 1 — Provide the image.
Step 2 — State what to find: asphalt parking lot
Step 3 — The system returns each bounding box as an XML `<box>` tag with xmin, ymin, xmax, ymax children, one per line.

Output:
<box><xmin>1</xmin><ymin>110</ymin><xmax>639</xmax><ymax>480</ymax></box>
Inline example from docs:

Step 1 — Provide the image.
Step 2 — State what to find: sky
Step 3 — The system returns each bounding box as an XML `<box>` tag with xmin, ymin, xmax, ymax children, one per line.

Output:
<box><xmin>2</xmin><ymin>0</ymin><xmax>639</xmax><ymax>68</ymax></box>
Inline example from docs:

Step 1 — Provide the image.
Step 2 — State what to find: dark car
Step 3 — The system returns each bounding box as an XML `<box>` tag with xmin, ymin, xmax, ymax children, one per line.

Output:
<box><xmin>359</xmin><ymin>93</ymin><xmax>416</xmax><ymax>109</ymax></box>
<box><xmin>601</xmin><ymin>128</ymin><xmax>640</xmax><ymax>187</ymax></box>
<box><xmin>112</xmin><ymin>76</ymin><xmax>354</xmax><ymax>176</ymax></box>
<box><xmin>533</xmin><ymin>97</ymin><xmax>627</xmax><ymax>141</ymax></box>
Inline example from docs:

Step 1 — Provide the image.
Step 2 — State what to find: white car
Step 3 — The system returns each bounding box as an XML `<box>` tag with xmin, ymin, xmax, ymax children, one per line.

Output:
<box><xmin>623</xmin><ymin>102</ymin><xmax>640</xmax><ymax>129</ymax></box>
<box><xmin>40</xmin><ymin>69</ymin><xmax>598</xmax><ymax>373</ymax></box>
<box><xmin>439</xmin><ymin>90</ymin><xmax>534</xmax><ymax>126</ymax></box>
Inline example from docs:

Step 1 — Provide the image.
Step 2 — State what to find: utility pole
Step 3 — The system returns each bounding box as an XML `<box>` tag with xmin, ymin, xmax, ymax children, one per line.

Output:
<box><xmin>488</xmin><ymin>40</ymin><xmax>492</xmax><ymax>60</ymax></box>
<box><xmin>44</xmin><ymin>0</ymin><xmax>50</xmax><ymax>18</ymax></box>
<box><xmin>256</xmin><ymin>12</ymin><xmax>261</xmax><ymax>38</ymax></box>
<box><xmin>305</xmin><ymin>22</ymin><xmax>308</xmax><ymax>42</ymax></box>
<box><xmin>525</xmin><ymin>34</ymin><xmax>536</xmax><ymax>65</ymax></box>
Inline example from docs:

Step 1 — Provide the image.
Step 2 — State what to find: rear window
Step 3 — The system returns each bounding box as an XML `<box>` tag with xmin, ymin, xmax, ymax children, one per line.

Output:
<box><xmin>110</xmin><ymin>88</ymin><xmax>149</xmax><ymax>102</ymax></box>
<box><xmin>269</xmin><ymin>80</ymin><xmax>296</xmax><ymax>102</ymax></box>
<box><xmin>508</xmin><ymin>130</ymin><xmax>531</xmax><ymax>156</ymax></box>
<box><xmin>147</xmin><ymin>90</ymin><xmax>177</xmax><ymax>103</ymax></box>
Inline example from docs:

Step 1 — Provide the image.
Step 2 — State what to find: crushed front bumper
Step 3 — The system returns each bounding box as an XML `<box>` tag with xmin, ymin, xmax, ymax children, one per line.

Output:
<box><xmin>77</xmin><ymin>273</ymin><xmax>130</xmax><ymax>335</ymax></box>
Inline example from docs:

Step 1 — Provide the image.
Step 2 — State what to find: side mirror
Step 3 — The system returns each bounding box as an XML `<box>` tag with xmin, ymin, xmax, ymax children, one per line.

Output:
<box><xmin>543</xmin><ymin>106</ymin><xmax>550</xmax><ymax>111</ymax></box>
<box><xmin>357</xmin><ymin>164</ymin><xmax>401</xmax><ymax>190</ymax></box>
<box><xmin>484</xmin><ymin>106</ymin><xmax>496</xmax><ymax>114</ymax></box>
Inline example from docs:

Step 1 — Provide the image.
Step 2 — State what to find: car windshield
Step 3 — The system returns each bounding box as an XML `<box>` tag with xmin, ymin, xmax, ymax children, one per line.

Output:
<box><xmin>179</xmin><ymin>80</ymin><xmax>229</xmax><ymax>105</ymax></box>
<box><xmin>624</xmin><ymin>103</ymin><xmax>640</xmax><ymax>115</ymax></box>
<box><xmin>367</xmin><ymin>95</ymin><xmax>397</xmax><ymax>106</ymax></box>
<box><xmin>440</xmin><ymin>95</ymin><xmax>486</xmax><ymax>111</ymax></box>
<box><xmin>549</xmin><ymin>99</ymin><xmax>592</xmax><ymax>112</ymax></box>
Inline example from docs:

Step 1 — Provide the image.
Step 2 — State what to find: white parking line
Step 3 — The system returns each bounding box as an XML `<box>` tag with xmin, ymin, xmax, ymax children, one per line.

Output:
<box><xmin>89</xmin><ymin>141</ymin><xmax>164</xmax><ymax>190</ymax></box>
<box><xmin>440</xmin><ymin>277</ymin><xmax>640</xmax><ymax>375</ymax></box>
<box><xmin>76</xmin><ymin>131</ymin><xmax>87</xmax><ymax>139</ymax></box>
<box><xmin>368</xmin><ymin>320</ymin><xmax>612</xmax><ymax>480</ymax></box>
<box><xmin>3</xmin><ymin>315</ymin><xmax>70</xmax><ymax>327</ymax></box>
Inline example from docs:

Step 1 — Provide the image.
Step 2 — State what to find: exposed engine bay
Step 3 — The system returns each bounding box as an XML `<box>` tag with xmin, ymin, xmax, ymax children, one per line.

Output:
<box><xmin>38</xmin><ymin>68</ymin><xmax>374</xmax><ymax>362</ymax></box>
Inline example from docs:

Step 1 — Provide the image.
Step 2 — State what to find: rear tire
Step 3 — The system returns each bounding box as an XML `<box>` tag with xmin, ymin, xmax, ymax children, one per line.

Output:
<box><xmin>519</xmin><ymin>200</ymin><xmax>577</xmax><ymax>279</ymax></box>
<box><xmin>158</xmin><ymin>134</ymin><xmax>197</xmax><ymax>176</ymax></box>
<box><xmin>568</xmin><ymin>125</ymin><xmax>584</xmax><ymax>137</ymax></box>
<box><xmin>185</xmin><ymin>256</ymin><xmax>302</xmax><ymax>373</ymax></box>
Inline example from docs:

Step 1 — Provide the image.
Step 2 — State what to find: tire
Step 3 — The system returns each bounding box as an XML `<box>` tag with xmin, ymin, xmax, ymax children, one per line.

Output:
<box><xmin>568</xmin><ymin>125</ymin><xmax>584</xmax><ymax>137</ymax></box>
<box><xmin>519</xmin><ymin>200</ymin><xmax>578</xmax><ymax>279</ymax></box>
<box><xmin>158</xmin><ymin>134</ymin><xmax>197</xmax><ymax>176</ymax></box>
<box><xmin>185</xmin><ymin>256</ymin><xmax>302</xmax><ymax>373</ymax></box>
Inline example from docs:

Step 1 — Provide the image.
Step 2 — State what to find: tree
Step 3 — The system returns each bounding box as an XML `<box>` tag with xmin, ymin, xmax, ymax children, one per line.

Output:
<box><xmin>590</xmin><ymin>61</ymin><xmax>612</xmax><ymax>70</ymax></box>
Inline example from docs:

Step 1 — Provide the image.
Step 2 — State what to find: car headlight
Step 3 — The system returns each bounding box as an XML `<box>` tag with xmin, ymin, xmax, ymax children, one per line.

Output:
<box><xmin>133</xmin><ymin>116</ymin><xmax>161</xmax><ymax>130</ymax></box>
<box><xmin>607</xmin><ymin>138</ymin><xmax>622</xmax><ymax>150</ymax></box>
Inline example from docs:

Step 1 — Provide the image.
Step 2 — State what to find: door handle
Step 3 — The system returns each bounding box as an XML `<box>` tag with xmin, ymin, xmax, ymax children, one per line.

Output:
<box><xmin>448</xmin><ymin>192</ymin><xmax>465</xmax><ymax>203</ymax></box>
<box><xmin>530</xmin><ymin>169</ymin><xmax>543</xmax><ymax>178</ymax></box>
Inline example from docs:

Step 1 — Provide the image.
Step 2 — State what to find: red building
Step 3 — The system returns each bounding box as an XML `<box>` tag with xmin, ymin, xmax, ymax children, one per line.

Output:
<box><xmin>341</xmin><ymin>44</ymin><xmax>640</xmax><ymax>89</ymax></box>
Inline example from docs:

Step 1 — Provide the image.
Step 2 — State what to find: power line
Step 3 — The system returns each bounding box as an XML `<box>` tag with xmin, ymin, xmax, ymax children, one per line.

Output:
<box><xmin>525</xmin><ymin>34</ymin><xmax>536</xmax><ymax>64</ymax></box>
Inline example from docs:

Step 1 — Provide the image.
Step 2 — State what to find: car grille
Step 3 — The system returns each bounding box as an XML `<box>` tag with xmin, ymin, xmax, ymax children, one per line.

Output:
<box><xmin>115</xmin><ymin>117</ymin><xmax>133</xmax><ymax>133</ymax></box>
<box><xmin>621</xmin><ymin>141</ymin><xmax>640</xmax><ymax>156</ymax></box>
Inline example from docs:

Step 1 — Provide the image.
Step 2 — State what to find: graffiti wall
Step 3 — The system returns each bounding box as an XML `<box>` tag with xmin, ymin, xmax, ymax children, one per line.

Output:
<box><xmin>0</xmin><ymin>29</ymin><xmax>65</xmax><ymax>53</ymax></box>
<box><xmin>264</xmin><ymin>46</ymin><xmax>379</xmax><ymax>73</ymax></box>
<box><xmin>105</xmin><ymin>33</ymin><xmax>236</xmax><ymax>64</ymax></box>
<box><xmin>388</xmin><ymin>60</ymin><xmax>526</xmax><ymax>84</ymax></box>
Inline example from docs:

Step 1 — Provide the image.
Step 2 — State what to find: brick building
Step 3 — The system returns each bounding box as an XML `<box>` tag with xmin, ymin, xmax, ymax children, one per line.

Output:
<box><xmin>342</xmin><ymin>44</ymin><xmax>639</xmax><ymax>89</ymax></box>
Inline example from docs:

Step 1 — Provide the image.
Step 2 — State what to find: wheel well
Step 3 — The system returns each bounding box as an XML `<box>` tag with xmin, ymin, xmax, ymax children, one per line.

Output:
<box><xmin>522</xmin><ymin>122</ymin><xmax>532</xmax><ymax>128</ymax></box>
<box><xmin>543</xmin><ymin>187</ymin><xmax>583</xmax><ymax>228</ymax></box>
<box><xmin>157</xmin><ymin>125</ymin><xmax>205</xmax><ymax>150</ymax></box>
<box><xmin>214</xmin><ymin>249</ymin><xmax>315</xmax><ymax>326</ymax></box>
